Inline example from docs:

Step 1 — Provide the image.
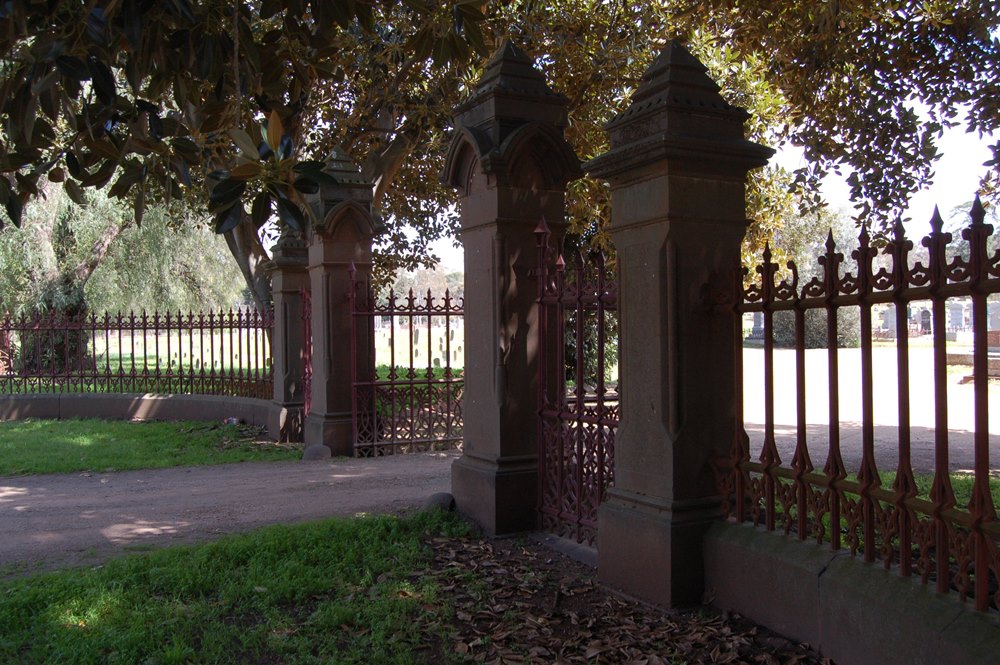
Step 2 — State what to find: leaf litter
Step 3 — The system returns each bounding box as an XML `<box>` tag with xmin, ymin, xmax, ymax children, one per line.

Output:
<box><xmin>420</xmin><ymin>534</ymin><xmax>831</xmax><ymax>665</ymax></box>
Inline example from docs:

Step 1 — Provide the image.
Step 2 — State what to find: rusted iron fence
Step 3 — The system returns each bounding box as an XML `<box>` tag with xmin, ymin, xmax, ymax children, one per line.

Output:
<box><xmin>718</xmin><ymin>197</ymin><xmax>1000</xmax><ymax>612</ymax></box>
<box><xmin>349</xmin><ymin>266</ymin><xmax>464</xmax><ymax>456</ymax></box>
<box><xmin>536</xmin><ymin>222</ymin><xmax>620</xmax><ymax>546</ymax></box>
<box><xmin>0</xmin><ymin>308</ymin><xmax>273</xmax><ymax>398</ymax></box>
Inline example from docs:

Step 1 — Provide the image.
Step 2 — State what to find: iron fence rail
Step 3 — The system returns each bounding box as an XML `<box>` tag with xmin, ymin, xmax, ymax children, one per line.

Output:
<box><xmin>718</xmin><ymin>196</ymin><xmax>1000</xmax><ymax>613</ymax></box>
<box><xmin>0</xmin><ymin>308</ymin><xmax>273</xmax><ymax>398</ymax></box>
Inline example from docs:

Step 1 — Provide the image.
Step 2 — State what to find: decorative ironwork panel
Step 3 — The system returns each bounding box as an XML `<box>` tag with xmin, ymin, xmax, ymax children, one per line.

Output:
<box><xmin>716</xmin><ymin>196</ymin><xmax>1000</xmax><ymax>612</ymax></box>
<box><xmin>0</xmin><ymin>307</ymin><xmax>273</xmax><ymax>398</ymax></box>
<box><xmin>349</xmin><ymin>266</ymin><xmax>464</xmax><ymax>455</ymax></box>
<box><xmin>536</xmin><ymin>220</ymin><xmax>619</xmax><ymax>546</ymax></box>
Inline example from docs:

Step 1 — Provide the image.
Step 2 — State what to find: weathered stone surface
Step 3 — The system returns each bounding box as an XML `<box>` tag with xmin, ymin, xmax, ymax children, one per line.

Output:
<box><xmin>302</xmin><ymin>151</ymin><xmax>378</xmax><ymax>457</ymax></box>
<box><xmin>443</xmin><ymin>41</ymin><xmax>580</xmax><ymax>536</ymax></box>
<box><xmin>588</xmin><ymin>41</ymin><xmax>772</xmax><ymax>607</ymax></box>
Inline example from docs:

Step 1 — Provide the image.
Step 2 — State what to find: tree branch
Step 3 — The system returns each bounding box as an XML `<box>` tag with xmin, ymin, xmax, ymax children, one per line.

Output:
<box><xmin>68</xmin><ymin>217</ymin><xmax>131</xmax><ymax>286</ymax></box>
<box><xmin>362</xmin><ymin>128</ymin><xmax>418</xmax><ymax>206</ymax></box>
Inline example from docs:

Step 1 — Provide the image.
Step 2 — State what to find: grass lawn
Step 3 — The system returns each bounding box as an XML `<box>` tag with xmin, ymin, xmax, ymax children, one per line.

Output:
<box><xmin>0</xmin><ymin>511</ymin><xmax>469</xmax><ymax>665</ymax></box>
<box><xmin>0</xmin><ymin>511</ymin><xmax>825</xmax><ymax>665</ymax></box>
<box><xmin>0</xmin><ymin>419</ymin><xmax>301</xmax><ymax>475</ymax></box>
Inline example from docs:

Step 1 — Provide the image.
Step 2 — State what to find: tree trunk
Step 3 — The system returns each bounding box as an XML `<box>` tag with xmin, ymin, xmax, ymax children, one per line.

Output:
<box><xmin>224</xmin><ymin>215</ymin><xmax>273</xmax><ymax>313</ymax></box>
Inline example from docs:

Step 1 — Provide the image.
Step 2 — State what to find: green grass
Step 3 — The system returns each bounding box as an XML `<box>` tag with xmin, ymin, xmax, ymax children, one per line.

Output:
<box><xmin>0</xmin><ymin>419</ymin><xmax>301</xmax><ymax>475</ymax></box>
<box><xmin>0</xmin><ymin>511</ymin><xmax>471</xmax><ymax>665</ymax></box>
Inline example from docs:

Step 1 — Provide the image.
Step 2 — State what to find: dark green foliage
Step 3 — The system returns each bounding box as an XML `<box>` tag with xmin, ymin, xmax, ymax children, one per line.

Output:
<box><xmin>771</xmin><ymin>308</ymin><xmax>861</xmax><ymax>349</ymax></box>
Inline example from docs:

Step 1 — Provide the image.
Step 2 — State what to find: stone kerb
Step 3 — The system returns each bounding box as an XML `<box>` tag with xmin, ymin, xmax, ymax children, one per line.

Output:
<box><xmin>586</xmin><ymin>42</ymin><xmax>773</xmax><ymax>607</ymax></box>
<box><xmin>302</xmin><ymin>148</ymin><xmax>379</xmax><ymax>459</ymax></box>
<box><xmin>443</xmin><ymin>41</ymin><xmax>581</xmax><ymax>535</ymax></box>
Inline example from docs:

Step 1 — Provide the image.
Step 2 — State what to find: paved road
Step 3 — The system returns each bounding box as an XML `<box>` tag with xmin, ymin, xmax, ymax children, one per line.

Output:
<box><xmin>743</xmin><ymin>346</ymin><xmax>999</xmax><ymax>473</ymax></box>
<box><xmin>0</xmin><ymin>451</ymin><xmax>457</xmax><ymax>576</ymax></box>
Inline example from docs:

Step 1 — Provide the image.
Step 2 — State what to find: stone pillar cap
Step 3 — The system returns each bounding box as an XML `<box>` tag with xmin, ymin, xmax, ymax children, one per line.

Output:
<box><xmin>454</xmin><ymin>41</ymin><xmax>566</xmax><ymax>114</ymax></box>
<box><xmin>588</xmin><ymin>41</ymin><xmax>773</xmax><ymax>180</ymax></box>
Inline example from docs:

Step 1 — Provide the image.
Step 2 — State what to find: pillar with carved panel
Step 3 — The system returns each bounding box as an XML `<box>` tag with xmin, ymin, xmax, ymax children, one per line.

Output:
<box><xmin>441</xmin><ymin>41</ymin><xmax>581</xmax><ymax>534</ymax></box>
<box><xmin>302</xmin><ymin>149</ymin><xmax>379</xmax><ymax>458</ymax></box>
<box><xmin>587</xmin><ymin>42</ymin><xmax>773</xmax><ymax>606</ymax></box>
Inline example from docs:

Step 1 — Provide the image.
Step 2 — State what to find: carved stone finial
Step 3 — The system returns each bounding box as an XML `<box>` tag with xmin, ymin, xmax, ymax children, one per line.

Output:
<box><xmin>629</xmin><ymin>41</ymin><xmax>726</xmax><ymax>109</ymax></box>
<box><xmin>587</xmin><ymin>41</ymin><xmax>772</xmax><ymax>180</ymax></box>
<box><xmin>472</xmin><ymin>40</ymin><xmax>555</xmax><ymax>100</ymax></box>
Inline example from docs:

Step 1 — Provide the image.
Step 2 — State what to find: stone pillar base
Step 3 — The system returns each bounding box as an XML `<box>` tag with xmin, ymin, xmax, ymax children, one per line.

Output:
<box><xmin>303</xmin><ymin>412</ymin><xmax>352</xmax><ymax>457</ymax></box>
<box><xmin>598</xmin><ymin>488</ymin><xmax>721</xmax><ymax>607</ymax></box>
<box><xmin>451</xmin><ymin>454</ymin><xmax>538</xmax><ymax>536</ymax></box>
<box><xmin>268</xmin><ymin>403</ymin><xmax>304</xmax><ymax>443</ymax></box>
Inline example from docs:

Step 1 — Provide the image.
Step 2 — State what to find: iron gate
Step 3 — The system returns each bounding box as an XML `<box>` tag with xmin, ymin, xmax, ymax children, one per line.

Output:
<box><xmin>349</xmin><ymin>266</ymin><xmax>464</xmax><ymax>456</ymax></box>
<box><xmin>536</xmin><ymin>222</ymin><xmax>619</xmax><ymax>545</ymax></box>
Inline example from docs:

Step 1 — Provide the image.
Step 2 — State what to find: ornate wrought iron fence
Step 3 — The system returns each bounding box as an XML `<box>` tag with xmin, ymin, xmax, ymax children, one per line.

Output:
<box><xmin>349</xmin><ymin>266</ymin><xmax>464</xmax><ymax>455</ymax></box>
<box><xmin>0</xmin><ymin>308</ymin><xmax>273</xmax><ymax>398</ymax></box>
<box><xmin>536</xmin><ymin>221</ymin><xmax>619</xmax><ymax>546</ymax></box>
<box><xmin>717</xmin><ymin>196</ymin><xmax>1000</xmax><ymax>612</ymax></box>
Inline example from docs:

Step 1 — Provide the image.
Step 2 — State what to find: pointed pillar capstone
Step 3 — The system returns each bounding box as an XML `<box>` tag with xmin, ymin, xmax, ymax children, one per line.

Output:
<box><xmin>442</xmin><ymin>42</ymin><xmax>581</xmax><ymax>534</ymax></box>
<box><xmin>265</xmin><ymin>231</ymin><xmax>309</xmax><ymax>442</ymax></box>
<box><xmin>587</xmin><ymin>42</ymin><xmax>773</xmax><ymax>606</ymax></box>
<box><xmin>302</xmin><ymin>148</ymin><xmax>379</xmax><ymax>458</ymax></box>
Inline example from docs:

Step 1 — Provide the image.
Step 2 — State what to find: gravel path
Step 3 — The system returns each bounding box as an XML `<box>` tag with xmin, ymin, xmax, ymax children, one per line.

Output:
<box><xmin>0</xmin><ymin>451</ymin><xmax>457</xmax><ymax>576</ymax></box>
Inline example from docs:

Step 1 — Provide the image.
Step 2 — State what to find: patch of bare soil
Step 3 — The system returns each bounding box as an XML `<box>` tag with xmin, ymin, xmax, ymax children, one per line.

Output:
<box><xmin>425</xmin><ymin>535</ymin><xmax>829</xmax><ymax>665</ymax></box>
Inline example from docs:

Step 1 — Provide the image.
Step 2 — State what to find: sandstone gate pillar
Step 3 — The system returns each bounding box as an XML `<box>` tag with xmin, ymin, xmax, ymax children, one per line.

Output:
<box><xmin>587</xmin><ymin>43</ymin><xmax>772</xmax><ymax>606</ymax></box>
<box><xmin>442</xmin><ymin>42</ymin><xmax>581</xmax><ymax>534</ymax></box>
<box><xmin>303</xmin><ymin>149</ymin><xmax>379</xmax><ymax>458</ymax></box>
<box><xmin>266</xmin><ymin>232</ymin><xmax>309</xmax><ymax>442</ymax></box>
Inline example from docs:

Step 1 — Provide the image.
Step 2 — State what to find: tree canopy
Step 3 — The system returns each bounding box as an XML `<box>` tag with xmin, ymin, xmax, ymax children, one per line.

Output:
<box><xmin>1</xmin><ymin>0</ymin><xmax>998</xmax><ymax>304</ymax></box>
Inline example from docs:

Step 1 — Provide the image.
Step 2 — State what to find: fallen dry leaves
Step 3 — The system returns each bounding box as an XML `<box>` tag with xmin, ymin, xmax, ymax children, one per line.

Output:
<box><xmin>419</xmin><ymin>535</ymin><xmax>831</xmax><ymax>665</ymax></box>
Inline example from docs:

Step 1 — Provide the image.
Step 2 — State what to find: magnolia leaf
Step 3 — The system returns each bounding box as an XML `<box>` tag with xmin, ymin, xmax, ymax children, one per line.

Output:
<box><xmin>251</xmin><ymin>191</ymin><xmax>271</xmax><ymax>227</ymax></box>
<box><xmin>80</xmin><ymin>159</ymin><xmax>117</xmax><ymax>188</ymax></box>
<box><xmin>47</xmin><ymin>166</ymin><xmax>65</xmax><ymax>182</ymax></box>
<box><xmin>3</xmin><ymin>195</ymin><xmax>22</xmax><ymax>227</ymax></box>
<box><xmin>293</xmin><ymin>176</ymin><xmax>319</xmax><ymax>195</ymax></box>
<box><xmin>64</xmin><ymin>179</ymin><xmax>87</xmax><ymax>205</ymax></box>
<box><xmin>88</xmin><ymin>138</ymin><xmax>120</xmax><ymax>162</ymax></box>
<box><xmin>65</xmin><ymin>151</ymin><xmax>82</xmax><ymax>179</ymax></box>
<box><xmin>230</xmin><ymin>162</ymin><xmax>262</xmax><ymax>180</ymax></box>
<box><xmin>276</xmin><ymin>195</ymin><xmax>304</xmax><ymax>231</ymax></box>
<box><xmin>87</xmin><ymin>56</ymin><xmax>117</xmax><ymax>106</ymax></box>
<box><xmin>214</xmin><ymin>202</ymin><xmax>242</xmax><ymax>233</ymax></box>
<box><xmin>209</xmin><ymin>178</ymin><xmax>246</xmax><ymax>207</ymax></box>
<box><xmin>266</xmin><ymin>109</ymin><xmax>283</xmax><ymax>152</ymax></box>
<box><xmin>229</xmin><ymin>128</ymin><xmax>261</xmax><ymax>160</ymax></box>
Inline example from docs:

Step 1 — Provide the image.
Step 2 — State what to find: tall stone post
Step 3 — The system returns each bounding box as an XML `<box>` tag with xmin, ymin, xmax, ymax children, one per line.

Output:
<box><xmin>442</xmin><ymin>42</ymin><xmax>581</xmax><ymax>534</ymax></box>
<box><xmin>587</xmin><ymin>43</ymin><xmax>773</xmax><ymax>606</ymax></box>
<box><xmin>303</xmin><ymin>149</ymin><xmax>379</xmax><ymax>458</ymax></box>
<box><xmin>266</xmin><ymin>232</ymin><xmax>309</xmax><ymax>442</ymax></box>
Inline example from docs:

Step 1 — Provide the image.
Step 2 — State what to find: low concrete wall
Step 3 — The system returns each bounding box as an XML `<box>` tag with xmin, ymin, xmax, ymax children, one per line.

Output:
<box><xmin>0</xmin><ymin>393</ymin><xmax>274</xmax><ymax>427</ymax></box>
<box><xmin>704</xmin><ymin>522</ymin><xmax>1000</xmax><ymax>665</ymax></box>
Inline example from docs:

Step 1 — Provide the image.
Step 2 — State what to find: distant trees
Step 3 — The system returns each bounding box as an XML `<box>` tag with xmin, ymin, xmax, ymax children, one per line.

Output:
<box><xmin>0</xmin><ymin>188</ymin><xmax>244</xmax><ymax>318</ymax></box>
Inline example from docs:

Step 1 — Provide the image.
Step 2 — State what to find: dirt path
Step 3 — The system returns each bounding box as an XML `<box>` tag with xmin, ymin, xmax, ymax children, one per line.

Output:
<box><xmin>0</xmin><ymin>451</ymin><xmax>457</xmax><ymax>576</ymax></box>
